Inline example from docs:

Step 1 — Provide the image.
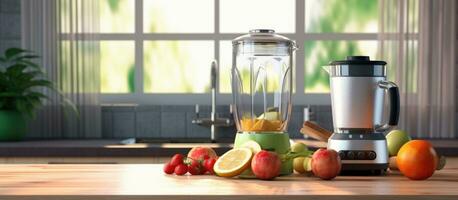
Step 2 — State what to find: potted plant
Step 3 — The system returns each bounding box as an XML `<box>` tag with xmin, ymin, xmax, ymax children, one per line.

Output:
<box><xmin>0</xmin><ymin>48</ymin><xmax>76</xmax><ymax>141</ymax></box>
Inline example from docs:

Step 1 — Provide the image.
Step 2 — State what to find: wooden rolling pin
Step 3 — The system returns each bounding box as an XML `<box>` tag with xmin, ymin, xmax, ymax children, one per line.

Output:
<box><xmin>300</xmin><ymin>121</ymin><xmax>333</xmax><ymax>142</ymax></box>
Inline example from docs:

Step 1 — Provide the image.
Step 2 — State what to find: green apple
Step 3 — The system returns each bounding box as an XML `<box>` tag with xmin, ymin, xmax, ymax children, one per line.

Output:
<box><xmin>386</xmin><ymin>130</ymin><xmax>411</xmax><ymax>156</ymax></box>
<box><xmin>291</xmin><ymin>142</ymin><xmax>308</xmax><ymax>153</ymax></box>
<box><xmin>257</xmin><ymin>111</ymin><xmax>280</xmax><ymax>120</ymax></box>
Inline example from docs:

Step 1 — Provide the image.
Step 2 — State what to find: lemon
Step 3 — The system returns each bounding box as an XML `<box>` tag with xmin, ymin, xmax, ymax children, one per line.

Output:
<box><xmin>240</xmin><ymin>140</ymin><xmax>262</xmax><ymax>154</ymax></box>
<box><xmin>213</xmin><ymin>148</ymin><xmax>253</xmax><ymax>177</ymax></box>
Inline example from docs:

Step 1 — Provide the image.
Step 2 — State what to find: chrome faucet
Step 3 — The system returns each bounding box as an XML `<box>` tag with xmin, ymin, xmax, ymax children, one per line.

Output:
<box><xmin>192</xmin><ymin>60</ymin><xmax>233</xmax><ymax>142</ymax></box>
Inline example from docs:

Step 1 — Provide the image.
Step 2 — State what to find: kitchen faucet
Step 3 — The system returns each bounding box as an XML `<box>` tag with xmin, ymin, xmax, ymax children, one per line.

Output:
<box><xmin>192</xmin><ymin>60</ymin><xmax>233</xmax><ymax>142</ymax></box>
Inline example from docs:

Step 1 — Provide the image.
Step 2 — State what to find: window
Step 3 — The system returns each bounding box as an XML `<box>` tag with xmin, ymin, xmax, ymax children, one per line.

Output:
<box><xmin>62</xmin><ymin>0</ymin><xmax>418</xmax><ymax>104</ymax></box>
<box><xmin>100</xmin><ymin>41</ymin><xmax>135</xmax><ymax>93</ymax></box>
<box><xmin>143</xmin><ymin>41</ymin><xmax>214</xmax><ymax>93</ymax></box>
<box><xmin>304</xmin><ymin>0</ymin><xmax>418</xmax><ymax>93</ymax></box>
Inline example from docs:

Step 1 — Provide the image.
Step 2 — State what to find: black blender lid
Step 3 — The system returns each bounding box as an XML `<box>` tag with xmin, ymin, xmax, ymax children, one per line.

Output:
<box><xmin>330</xmin><ymin>56</ymin><xmax>386</xmax><ymax>65</ymax></box>
<box><xmin>326</xmin><ymin>56</ymin><xmax>387</xmax><ymax>77</ymax></box>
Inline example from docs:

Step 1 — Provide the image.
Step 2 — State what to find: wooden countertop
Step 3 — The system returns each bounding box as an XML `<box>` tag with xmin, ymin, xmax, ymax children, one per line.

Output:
<box><xmin>0</xmin><ymin>159</ymin><xmax>457</xmax><ymax>199</ymax></box>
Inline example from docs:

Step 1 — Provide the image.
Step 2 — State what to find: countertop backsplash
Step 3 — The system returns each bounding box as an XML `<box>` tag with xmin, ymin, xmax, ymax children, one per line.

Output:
<box><xmin>98</xmin><ymin>104</ymin><xmax>333</xmax><ymax>140</ymax></box>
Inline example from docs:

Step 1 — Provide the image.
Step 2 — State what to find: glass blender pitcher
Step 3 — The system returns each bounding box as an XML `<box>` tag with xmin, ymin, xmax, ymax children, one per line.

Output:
<box><xmin>232</xmin><ymin>29</ymin><xmax>297</xmax><ymax>175</ymax></box>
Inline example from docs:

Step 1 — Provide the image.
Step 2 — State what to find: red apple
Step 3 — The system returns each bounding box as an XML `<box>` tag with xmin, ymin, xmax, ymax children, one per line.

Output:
<box><xmin>311</xmin><ymin>148</ymin><xmax>341</xmax><ymax>180</ymax></box>
<box><xmin>251</xmin><ymin>150</ymin><xmax>281</xmax><ymax>180</ymax></box>
<box><xmin>187</xmin><ymin>147</ymin><xmax>218</xmax><ymax>161</ymax></box>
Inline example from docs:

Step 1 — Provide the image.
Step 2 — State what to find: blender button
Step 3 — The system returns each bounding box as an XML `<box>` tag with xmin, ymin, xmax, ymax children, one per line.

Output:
<box><xmin>368</xmin><ymin>152</ymin><xmax>377</xmax><ymax>160</ymax></box>
<box><xmin>349</xmin><ymin>135</ymin><xmax>353</xmax><ymax>139</ymax></box>
<box><xmin>347</xmin><ymin>151</ymin><xmax>355</xmax><ymax>160</ymax></box>
<box><xmin>359</xmin><ymin>134</ymin><xmax>363</xmax><ymax>139</ymax></box>
<box><xmin>339</xmin><ymin>151</ymin><xmax>346</xmax><ymax>159</ymax></box>
<box><xmin>357</xmin><ymin>151</ymin><xmax>366</xmax><ymax>159</ymax></box>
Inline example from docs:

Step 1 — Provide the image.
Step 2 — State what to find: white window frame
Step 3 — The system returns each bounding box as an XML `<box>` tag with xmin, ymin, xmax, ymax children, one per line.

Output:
<box><xmin>82</xmin><ymin>0</ymin><xmax>416</xmax><ymax>105</ymax></box>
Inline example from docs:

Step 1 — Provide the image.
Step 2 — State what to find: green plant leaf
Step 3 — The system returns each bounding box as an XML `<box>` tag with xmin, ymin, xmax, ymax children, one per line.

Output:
<box><xmin>23</xmin><ymin>79</ymin><xmax>53</xmax><ymax>89</ymax></box>
<box><xmin>0</xmin><ymin>92</ymin><xmax>21</xmax><ymax>97</ymax></box>
<box><xmin>26</xmin><ymin>96</ymin><xmax>42</xmax><ymax>109</ymax></box>
<box><xmin>13</xmin><ymin>55</ymin><xmax>40</xmax><ymax>61</ymax></box>
<box><xmin>17</xmin><ymin>71</ymin><xmax>43</xmax><ymax>82</ymax></box>
<box><xmin>6</xmin><ymin>64</ymin><xmax>27</xmax><ymax>77</ymax></box>
<box><xmin>15</xmin><ymin>99</ymin><xmax>28</xmax><ymax>115</ymax></box>
<box><xmin>1</xmin><ymin>47</ymin><xmax>77</xmax><ymax>119</ymax></box>
<box><xmin>16</xmin><ymin>98</ymin><xmax>37</xmax><ymax>119</ymax></box>
<box><xmin>5</xmin><ymin>48</ymin><xmax>27</xmax><ymax>59</ymax></box>
<box><xmin>16</xmin><ymin>60</ymin><xmax>43</xmax><ymax>71</ymax></box>
<box><xmin>25</xmin><ymin>91</ymin><xmax>48</xmax><ymax>100</ymax></box>
<box><xmin>61</xmin><ymin>97</ymin><xmax>79</xmax><ymax>118</ymax></box>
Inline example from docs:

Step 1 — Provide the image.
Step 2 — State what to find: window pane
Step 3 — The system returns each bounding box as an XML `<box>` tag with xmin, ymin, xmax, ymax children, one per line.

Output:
<box><xmin>305</xmin><ymin>0</ymin><xmax>378</xmax><ymax>33</ymax></box>
<box><xmin>144</xmin><ymin>41</ymin><xmax>214</xmax><ymax>93</ymax></box>
<box><xmin>144</xmin><ymin>0</ymin><xmax>214</xmax><ymax>33</ymax></box>
<box><xmin>220</xmin><ymin>0</ymin><xmax>295</xmax><ymax>33</ymax></box>
<box><xmin>407</xmin><ymin>0</ymin><xmax>419</xmax><ymax>33</ymax></box>
<box><xmin>60</xmin><ymin>0</ymin><xmax>134</xmax><ymax>33</ymax></box>
<box><xmin>100</xmin><ymin>0</ymin><xmax>135</xmax><ymax>32</ymax></box>
<box><xmin>304</xmin><ymin>41</ymin><xmax>378</xmax><ymax>93</ymax></box>
<box><xmin>101</xmin><ymin>41</ymin><xmax>135</xmax><ymax>93</ymax></box>
<box><xmin>219</xmin><ymin>41</ymin><xmax>232</xmax><ymax>93</ymax></box>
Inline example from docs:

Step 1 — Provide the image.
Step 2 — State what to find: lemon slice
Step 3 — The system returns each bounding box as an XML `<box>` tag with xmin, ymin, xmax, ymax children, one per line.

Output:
<box><xmin>213</xmin><ymin>148</ymin><xmax>253</xmax><ymax>177</ymax></box>
<box><xmin>241</xmin><ymin>140</ymin><xmax>262</xmax><ymax>154</ymax></box>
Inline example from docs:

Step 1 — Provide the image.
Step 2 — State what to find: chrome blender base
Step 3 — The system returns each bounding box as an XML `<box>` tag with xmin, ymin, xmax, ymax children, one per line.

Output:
<box><xmin>233</xmin><ymin>132</ymin><xmax>293</xmax><ymax>176</ymax></box>
<box><xmin>327</xmin><ymin>133</ymin><xmax>389</xmax><ymax>174</ymax></box>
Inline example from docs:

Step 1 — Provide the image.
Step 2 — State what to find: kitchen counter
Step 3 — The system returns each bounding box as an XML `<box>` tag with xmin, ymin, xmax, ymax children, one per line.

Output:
<box><xmin>0</xmin><ymin>139</ymin><xmax>457</xmax><ymax>157</ymax></box>
<box><xmin>0</xmin><ymin>159</ymin><xmax>457</xmax><ymax>199</ymax></box>
<box><xmin>0</xmin><ymin>139</ymin><xmax>233</xmax><ymax>157</ymax></box>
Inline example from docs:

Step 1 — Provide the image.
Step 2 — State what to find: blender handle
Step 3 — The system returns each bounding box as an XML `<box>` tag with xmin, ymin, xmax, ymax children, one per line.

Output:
<box><xmin>376</xmin><ymin>80</ymin><xmax>400</xmax><ymax>132</ymax></box>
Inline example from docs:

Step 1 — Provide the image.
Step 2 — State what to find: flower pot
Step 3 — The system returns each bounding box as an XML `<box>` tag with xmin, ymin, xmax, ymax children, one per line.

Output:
<box><xmin>0</xmin><ymin>110</ymin><xmax>27</xmax><ymax>141</ymax></box>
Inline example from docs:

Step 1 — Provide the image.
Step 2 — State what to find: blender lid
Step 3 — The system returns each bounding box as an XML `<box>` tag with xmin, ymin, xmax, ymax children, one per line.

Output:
<box><xmin>326</xmin><ymin>56</ymin><xmax>387</xmax><ymax>77</ymax></box>
<box><xmin>330</xmin><ymin>56</ymin><xmax>386</xmax><ymax>65</ymax></box>
<box><xmin>232</xmin><ymin>29</ymin><xmax>296</xmax><ymax>48</ymax></box>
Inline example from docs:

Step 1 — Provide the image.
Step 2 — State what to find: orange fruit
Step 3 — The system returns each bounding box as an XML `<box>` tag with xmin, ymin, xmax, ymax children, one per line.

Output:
<box><xmin>397</xmin><ymin>140</ymin><xmax>437</xmax><ymax>180</ymax></box>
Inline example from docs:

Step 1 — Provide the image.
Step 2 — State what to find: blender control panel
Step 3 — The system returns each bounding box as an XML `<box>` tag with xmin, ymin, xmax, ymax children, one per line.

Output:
<box><xmin>338</xmin><ymin>150</ymin><xmax>377</xmax><ymax>160</ymax></box>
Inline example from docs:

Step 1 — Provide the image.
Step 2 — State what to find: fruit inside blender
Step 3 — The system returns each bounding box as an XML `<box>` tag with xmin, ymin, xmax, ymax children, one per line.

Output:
<box><xmin>238</xmin><ymin>57</ymin><xmax>289</xmax><ymax>133</ymax></box>
<box><xmin>240</xmin><ymin>110</ymin><xmax>284</xmax><ymax>132</ymax></box>
<box><xmin>240</xmin><ymin>119</ymin><xmax>284</xmax><ymax>132</ymax></box>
